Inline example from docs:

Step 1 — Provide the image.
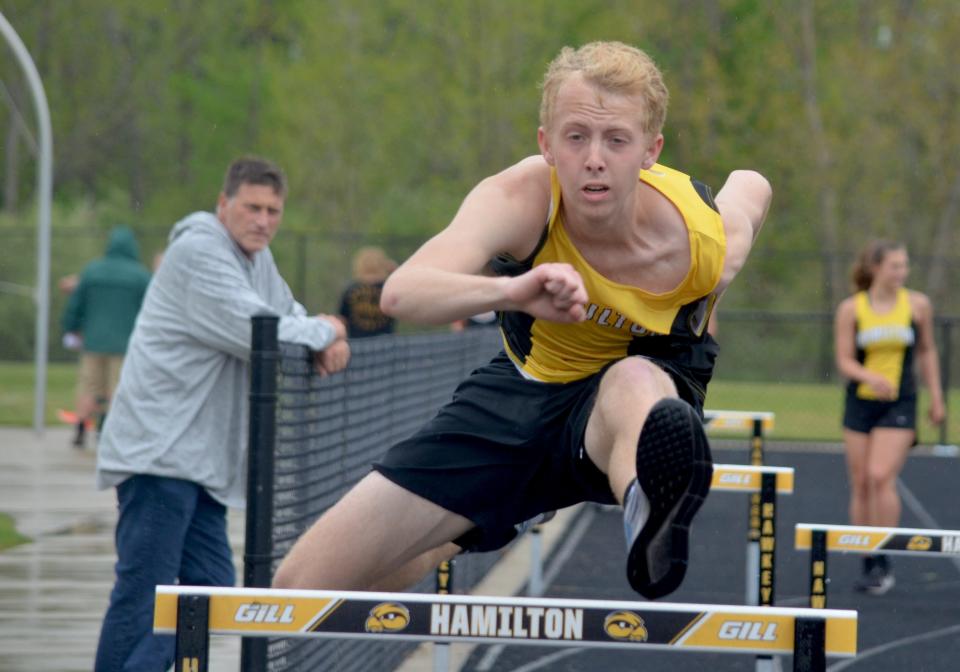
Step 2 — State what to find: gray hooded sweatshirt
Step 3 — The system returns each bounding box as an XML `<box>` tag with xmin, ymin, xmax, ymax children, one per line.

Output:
<box><xmin>96</xmin><ymin>212</ymin><xmax>336</xmax><ymax>507</ymax></box>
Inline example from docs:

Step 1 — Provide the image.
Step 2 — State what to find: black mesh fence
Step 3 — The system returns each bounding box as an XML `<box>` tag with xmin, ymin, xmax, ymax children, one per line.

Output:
<box><xmin>248</xmin><ymin>325</ymin><xmax>506</xmax><ymax>672</ymax></box>
<box><xmin>243</xmin><ymin>310</ymin><xmax>960</xmax><ymax>669</ymax></box>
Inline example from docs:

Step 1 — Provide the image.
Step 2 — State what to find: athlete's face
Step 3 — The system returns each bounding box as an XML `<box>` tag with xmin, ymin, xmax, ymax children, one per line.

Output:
<box><xmin>537</xmin><ymin>74</ymin><xmax>663</xmax><ymax>222</ymax></box>
<box><xmin>216</xmin><ymin>183</ymin><xmax>284</xmax><ymax>257</ymax></box>
<box><xmin>873</xmin><ymin>248</ymin><xmax>909</xmax><ymax>290</ymax></box>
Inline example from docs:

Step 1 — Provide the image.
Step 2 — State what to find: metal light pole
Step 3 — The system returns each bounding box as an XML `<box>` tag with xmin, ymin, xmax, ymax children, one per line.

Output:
<box><xmin>0</xmin><ymin>11</ymin><xmax>54</xmax><ymax>435</ymax></box>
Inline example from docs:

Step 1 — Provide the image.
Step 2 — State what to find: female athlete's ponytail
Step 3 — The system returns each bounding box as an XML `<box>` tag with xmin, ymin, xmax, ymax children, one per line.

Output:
<box><xmin>850</xmin><ymin>240</ymin><xmax>904</xmax><ymax>292</ymax></box>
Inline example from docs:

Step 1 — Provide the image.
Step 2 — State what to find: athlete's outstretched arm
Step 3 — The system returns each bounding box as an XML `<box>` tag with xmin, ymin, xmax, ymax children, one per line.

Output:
<box><xmin>380</xmin><ymin>156</ymin><xmax>586</xmax><ymax>324</ymax></box>
<box><xmin>714</xmin><ymin>170</ymin><xmax>772</xmax><ymax>292</ymax></box>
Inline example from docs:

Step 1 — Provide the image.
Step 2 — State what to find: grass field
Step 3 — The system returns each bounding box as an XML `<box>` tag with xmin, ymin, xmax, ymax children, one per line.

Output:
<box><xmin>705</xmin><ymin>380</ymin><xmax>958</xmax><ymax>444</ymax></box>
<box><xmin>0</xmin><ymin>512</ymin><xmax>29</xmax><ymax>551</ymax></box>
<box><xmin>1</xmin><ymin>361</ymin><xmax>958</xmax><ymax>444</ymax></box>
<box><xmin>0</xmin><ymin>362</ymin><xmax>77</xmax><ymax>427</ymax></box>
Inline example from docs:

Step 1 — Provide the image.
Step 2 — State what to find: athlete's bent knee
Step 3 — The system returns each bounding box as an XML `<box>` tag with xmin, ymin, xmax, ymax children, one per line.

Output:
<box><xmin>602</xmin><ymin>357</ymin><xmax>677</xmax><ymax>396</ymax></box>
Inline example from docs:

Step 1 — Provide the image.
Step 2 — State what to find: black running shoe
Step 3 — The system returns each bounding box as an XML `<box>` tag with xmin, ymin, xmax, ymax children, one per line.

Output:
<box><xmin>625</xmin><ymin>398</ymin><xmax>713</xmax><ymax>599</ymax></box>
<box><xmin>854</xmin><ymin>559</ymin><xmax>895</xmax><ymax>596</ymax></box>
<box><xmin>853</xmin><ymin>566</ymin><xmax>895</xmax><ymax>595</ymax></box>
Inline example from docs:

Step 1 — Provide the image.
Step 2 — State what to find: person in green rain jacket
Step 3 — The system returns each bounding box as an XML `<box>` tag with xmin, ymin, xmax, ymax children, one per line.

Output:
<box><xmin>61</xmin><ymin>226</ymin><xmax>151</xmax><ymax>448</ymax></box>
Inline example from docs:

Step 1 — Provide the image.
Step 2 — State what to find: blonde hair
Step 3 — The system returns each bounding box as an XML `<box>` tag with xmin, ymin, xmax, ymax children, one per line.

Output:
<box><xmin>539</xmin><ymin>41</ymin><xmax>669</xmax><ymax>135</ymax></box>
<box><xmin>850</xmin><ymin>240</ymin><xmax>905</xmax><ymax>292</ymax></box>
<box><xmin>352</xmin><ymin>246</ymin><xmax>397</xmax><ymax>283</ymax></box>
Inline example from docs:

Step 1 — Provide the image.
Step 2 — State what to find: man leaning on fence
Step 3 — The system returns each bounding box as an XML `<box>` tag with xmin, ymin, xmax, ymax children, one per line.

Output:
<box><xmin>92</xmin><ymin>157</ymin><xmax>350</xmax><ymax>672</ymax></box>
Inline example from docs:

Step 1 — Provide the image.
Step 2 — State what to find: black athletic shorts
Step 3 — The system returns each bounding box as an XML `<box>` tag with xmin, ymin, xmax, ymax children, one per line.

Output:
<box><xmin>842</xmin><ymin>392</ymin><xmax>917</xmax><ymax>434</ymax></box>
<box><xmin>373</xmin><ymin>351</ymin><xmax>707</xmax><ymax>553</ymax></box>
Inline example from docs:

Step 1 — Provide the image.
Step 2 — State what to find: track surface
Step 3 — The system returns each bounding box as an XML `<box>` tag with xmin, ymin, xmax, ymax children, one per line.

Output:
<box><xmin>460</xmin><ymin>447</ymin><xmax>960</xmax><ymax>672</ymax></box>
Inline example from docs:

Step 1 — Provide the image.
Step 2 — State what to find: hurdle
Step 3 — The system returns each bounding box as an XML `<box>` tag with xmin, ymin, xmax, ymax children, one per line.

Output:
<box><xmin>795</xmin><ymin>523</ymin><xmax>960</xmax><ymax>607</ymax></box>
<box><xmin>712</xmin><ymin>465</ymin><xmax>792</xmax><ymax>672</ymax></box>
<box><xmin>704</xmin><ymin>411</ymin><xmax>777</xmax><ymax>606</ymax></box>
<box><xmin>712</xmin><ymin>463</ymin><xmax>792</xmax><ymax>611</ymax></box>
<box><xmin>704</xmin><ymin>410</ymin><xmax>776</xmax><ymax>435</ymax></box>
<box><xmin>521</xmin><ymin>465</ymin><xmax>793</xmax><ymax>603</ymax></box>
<box><xmin>155</xmin><ymin>586</ymin><xmax>857</xmax><ymax>672</ymax></box>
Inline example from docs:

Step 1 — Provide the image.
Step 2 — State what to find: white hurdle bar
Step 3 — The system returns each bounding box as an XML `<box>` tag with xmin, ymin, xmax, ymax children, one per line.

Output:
<box><xmin>155</xmin><ymin>586</ymin><xmax>857</xmax><ymax>672</ymax></box>
<box><xmin>711</xmin><ymin>464</ymin><xmax>794</xmax><ymax>494</ymax></box>
<box><xmin>796</xmin><ymin>523</ymin><xmax>960</xmax><ymax>608</ymax></box>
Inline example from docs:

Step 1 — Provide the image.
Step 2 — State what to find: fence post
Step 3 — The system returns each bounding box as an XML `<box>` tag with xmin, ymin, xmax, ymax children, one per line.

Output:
<box><xmin>241</xmin><ymin>314</ymin><xmax>279</xmax><ymax>672</ymax></box>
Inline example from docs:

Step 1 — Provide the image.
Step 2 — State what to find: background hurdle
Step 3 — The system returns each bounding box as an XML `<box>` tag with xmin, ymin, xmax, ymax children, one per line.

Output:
<box><xmin>710</xmin><ymin>463</ymin><xmax>792</xmax><ymax>672</ymax></box>
<box><xmin>705</xmin><ymin>411</ymin><xmax>779</xmax><ymax>672</ymax></box>
<box><xmin>704</xmin><ymin>410</ymin><xmax>776</xmax><ymax>608</ymax></box>
<box><xmin>710</xmin><ymin>464</ymin><xmax>793</xmax><ymax>611</ymax></box>
<box><xmin>431</xmin><ymin>465</ymin><xmax>793</xmax><ymax>672</ymax></box>
<box><xmin>519</xmin><ymin>465</ymin><xmax>794</xmax><ymax>607</ymax></box>
<box><xmin>795</xmin><ymin>523</ymin><xmax>960</xmax><ymax>607</ymax></box>
<box><xmin>155</xmin><ymin>586</ymin><xmax>857</xmax><ymax>672</ymax></box>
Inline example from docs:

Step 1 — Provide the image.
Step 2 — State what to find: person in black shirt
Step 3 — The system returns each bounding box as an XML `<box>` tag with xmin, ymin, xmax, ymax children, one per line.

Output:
<box><xmin>338</xmin><ymin>246</ymin><xmax>397</xmax><ymax>337</ymax></box>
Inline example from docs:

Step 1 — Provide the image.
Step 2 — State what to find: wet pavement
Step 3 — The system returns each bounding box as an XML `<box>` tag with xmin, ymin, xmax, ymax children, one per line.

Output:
<box><xmin>0</xmin><ymin>428</ymin><xmax>244</xmax><ymax>672</ymax></box>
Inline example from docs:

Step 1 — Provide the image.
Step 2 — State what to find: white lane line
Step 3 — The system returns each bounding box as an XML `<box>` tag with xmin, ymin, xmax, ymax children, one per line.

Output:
<box><xmin>506</xmin><ymin>649</ymin><xmax>580</xmax><ymax>672</ymax></box>
<box><xmin>540</xmin><ymin>505</ymin><xmax>598</xmax><ymax>589</ymax></box>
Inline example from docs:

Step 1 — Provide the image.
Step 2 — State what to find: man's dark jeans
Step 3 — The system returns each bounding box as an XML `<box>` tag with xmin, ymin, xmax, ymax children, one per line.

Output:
<box><xmin>94</xmin><ymin>475</ymin><xmax>235</xmax><ymax>671</ymax></box>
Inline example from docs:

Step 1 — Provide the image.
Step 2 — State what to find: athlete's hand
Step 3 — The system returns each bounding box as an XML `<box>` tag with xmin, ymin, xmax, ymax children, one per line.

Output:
<box><xmin>314</xmin><ymin>339</ymin><xmax>351</xmax><ymax>377</ymax></box>
<box><xmin>865</xmin><ymin>373</ymin><xmax>895</xmax><ymax>401</ymax></box>
<box><xmin>503</xmin><ymin>263</ymin><xmax>587</xmax><ymax>323</ymax></box>
<box><xmin>928</xmin><ymin>397</ymin><xmax>946</xmax><ymax>425</ymax></box>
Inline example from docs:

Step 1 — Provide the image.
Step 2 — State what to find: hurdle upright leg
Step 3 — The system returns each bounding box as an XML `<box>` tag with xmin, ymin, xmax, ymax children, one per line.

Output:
<box><xmin>175</xmin><ymin>593</ymin><xmax>210</xmax><ymax>672</ymax></box>
<box><xmin>792</xmin><ymin>617</ymin><xmax>826</xmax><ymax>672</ymax></box>
<box><xmin>433</xmin><ymin>560</ymin><xmax>454</xmax><ymax>672</ymax></box>
<box><xmin>755</xmin><ymin>471</ymin><xmax>779</xmax><ymax>672</ymax></box>
<box><xmin>809</xmin><ymin>530</ymin><xmax>828</xmax><ymax>608</ymax></box>
<box><xmin>746</xmin><ymin>416</ymin><xmax>766</xmax><ymax>606</ymax></box>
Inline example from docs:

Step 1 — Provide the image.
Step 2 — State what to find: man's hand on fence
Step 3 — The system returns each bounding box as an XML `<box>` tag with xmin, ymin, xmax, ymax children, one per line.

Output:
<box><xmin>314</xmin><ymin>339</ymin><xmax>351</xmax><ymax>377</ymax></box>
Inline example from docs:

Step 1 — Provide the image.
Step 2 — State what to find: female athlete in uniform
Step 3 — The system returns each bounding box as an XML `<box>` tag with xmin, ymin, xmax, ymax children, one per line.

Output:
<box><xmin>834</xmin><ymin>240</ymin><xmax>945</xmax><ymax>594</ymax></box>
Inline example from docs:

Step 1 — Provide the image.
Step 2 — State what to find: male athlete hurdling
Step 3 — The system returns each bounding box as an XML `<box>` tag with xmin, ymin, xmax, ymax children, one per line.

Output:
<box><xmin>274</xmin><ymin>41</ymin><xmax>771</xmax><ymax>599</ymax></box>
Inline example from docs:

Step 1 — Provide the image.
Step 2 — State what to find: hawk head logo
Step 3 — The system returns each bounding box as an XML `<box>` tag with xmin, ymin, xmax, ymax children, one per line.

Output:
<box><xmin>906</xmin><ymin>535</ymin><xmax>932</xmax><ymax>551</ymax></box>
<box><xmin>603</xmin><ymin>610</ymin><xmax>648</xmax><ymax>642</ymax></box>
<box><xmin>365</xmin><ymin>602</ymin><xmax>410</xmax><ymax>633</ymax></box>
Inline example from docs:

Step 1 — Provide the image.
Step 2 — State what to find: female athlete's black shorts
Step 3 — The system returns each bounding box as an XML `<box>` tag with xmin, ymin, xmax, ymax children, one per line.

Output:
<box><xmin>372</xmin><ymin>351</ymin><xmax>707</xmax><ymax>553</ymax></box>
<box><xmin>842</xmin><ymin>392</ymin><xmax>917</xmax><ymax>434</ymax></box>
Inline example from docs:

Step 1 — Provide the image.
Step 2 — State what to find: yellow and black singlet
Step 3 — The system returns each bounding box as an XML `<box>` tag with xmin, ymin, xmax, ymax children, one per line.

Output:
<box><xmin>851</xmin><ymin>289</ymin><xmax>916</xmax><ymax>400</ymax></box>
<box><xmin>493</xmin><ymin>163</ymin><xmax>726</xmax><ymax>389</ymax></box>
